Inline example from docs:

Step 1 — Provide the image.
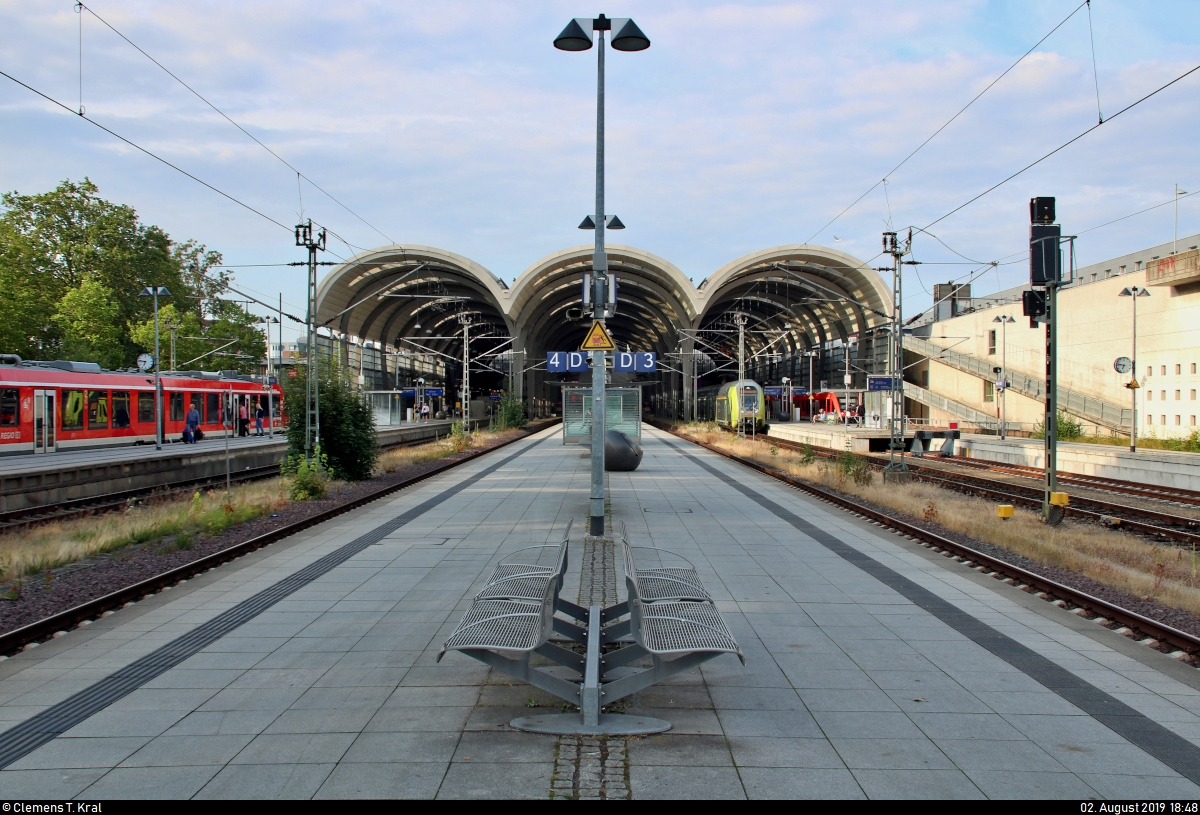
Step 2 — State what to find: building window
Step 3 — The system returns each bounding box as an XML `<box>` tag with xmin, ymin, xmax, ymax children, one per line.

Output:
<box><xmin>1177</xmin><ymin>390</ymin><xmax>1183</xmax><ymax>401</ymax></box>
<box><xmin>1193</xmin><ymin>364</ymin><xmax>1197</xmax><ymax>374</ymax></box>
<box><xmin>1148</xmin><ymin>415</ymin><xmax>1153</xmax><ymax>425</ymax></box>
<box><xmin>1148</xmin><ymin>391</ymin><xmax>1153</xmax><ymax>401</ymax></box>
<box><xmin>1162</xmin><ymin>390</ymin><xmax>1167</xmax><ymax>401</ymax></box>
<box><xmin>1192</xmin><ymin>390</ymin><xmax>1196</xmax><ymax>400</ymax></box>
<box><xmin>987</xmin><ymin>330</ymin><xmax>996</xmax><ymax>355</ymax></box>
<box><xmin>87</xmin><ymin>391</ymin><xmax>109</xmax><ymax>430</ymax></box>
<box><xmin>138</xmin><ymin>392</ymin><xmax>154</xmax><ymax>423</ymax></box>
<box><xmin>1120</xmin><ymin>265</ymin><xmax>1127</xmax><ymax>274</ymax></box>
<box><xmin>1162</xmin><ymin>366</ymin><xmax>1167</xmax><ymax>376</ymax></box>
<box><xmin>1148</xmin><ymin>366</ymin><xmax>1153</xmax><ymax>377</ymax></box>
<box><xmin>62</xmin><ymin>390</ymin><xmax>84</xmax><ymax>430</ymax></box>
<box><xmin>984</xmin><ymin>381</ymin><xmax>994</xmax><ymax>402</ymax></box>
<box><xmin>1177</xmin><ymin>416</ymin><xmax>1182</xmax><ymax>426</ymax></box>
<box><xmin>0</xmin><ymin>389</ymin><xmax>18</xmax><ymax>427</ymax></box>
<box><xmin>1162</xmin><ymin>415</ymin><xmax>1167</xmax><ymax>425</ymax></box>
<box><xmin>112</xmin><ymin>392</ymin><xmax>130</xmax><ymax>429</ymax></box>
<box><xmin>1192</xmin><ymin>416</ymin><xmax>1196</xmax><ymax>426</ymax></box>
<box><xmin>1177</xmin><ymin>365</ymin><xmax>1183</xmax><ymax>375</ymax></box>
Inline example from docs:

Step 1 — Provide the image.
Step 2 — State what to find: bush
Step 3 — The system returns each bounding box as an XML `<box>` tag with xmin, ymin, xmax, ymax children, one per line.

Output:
<box><xmin>282</xmin><ymin>450</ymin><xmax>328</xmax><ymax>501</ymax></box>
<box><xmin>489</xmin><ymin>394</ymin><xmax>527</xmax><ymax>431</ymax></box>
<box><xmin>838</xmin><ymin>451</ymin><xmax>874</xmax><ymax>486</ymax></box>
<box><xmin>1032</xmin><ymin>411</ymin><xmax>1083</xmax><ymax>441</ymax></box>
<box><xmin>284</xmin><ymin>359</ymin><xmax>378</xmax><ymax>480</ymax></box>
<box><xmin>448</xmin><ymin>421</ymin><xmax>471</xmax><ymax>453</ymax></box>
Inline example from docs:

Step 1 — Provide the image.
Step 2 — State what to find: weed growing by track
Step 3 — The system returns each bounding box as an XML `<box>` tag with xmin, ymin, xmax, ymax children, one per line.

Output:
<box><xmin>676</xmin><ymin>422</ymin><xmax>1200</xmax><ymax>617</ymax></box>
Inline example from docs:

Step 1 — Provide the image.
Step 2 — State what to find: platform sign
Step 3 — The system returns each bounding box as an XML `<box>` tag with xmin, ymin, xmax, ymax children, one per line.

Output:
<box><xmin>612</xmin><ymin>351</ymin><xmax>656</xmax><ymax>372</ymax></box>
<box><xmin>400</xmin><ymin>388</ymin><xmax>416</xmax><ymax>397</ymax></box>
<box><xmin>762</xmin><ymin>387</ymin><xmax>783</xmax><ymax>397</ymax></box>
<box><xmin>424</xmin><ymin>388</ymin><xmax>444</xmax><ymax>397</ymax></box>
<box><xmin>547</xmin><ymin>352</ymin><xmax>589</xmax><ymax>372</ymax></box>
<box><xmin>868</xmin><ymin>376</ymin><xmax>899</xmax><ymax>392</ymax></box>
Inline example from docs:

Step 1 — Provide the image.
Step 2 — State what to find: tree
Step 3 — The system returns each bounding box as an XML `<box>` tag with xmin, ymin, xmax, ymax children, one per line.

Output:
<box><xmin>283</xmin><ymin>358</ymin><xmax>378</xmax><ymax>481</ymax></box>
<box><xmin>52</xmin><ymin>276</ymin><xmax>123</xmax><ymax>369</ymax></box>
<box><xmin>0</xmin><ymin>179</ymin><xmax>224</xmax><ymax>363</ymax></box>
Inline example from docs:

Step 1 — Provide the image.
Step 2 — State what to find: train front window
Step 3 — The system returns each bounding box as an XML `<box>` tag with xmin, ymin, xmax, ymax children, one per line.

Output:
<box><xmin>62</xmin><ymin>390</ymin><xmax>84</xmax><ymax>430</ymax></box>
<box><xmin>206</xmin><ymin>393</ymin><xmax>220</xmax><ymax>424</ymax></box>
<box><xmin>169</xmin><ymin>392</ymin><xmax>184</xmax><ymax>421</ymax></box>
<box><xmin>87</xmin><ymin>391</ymin><xmax>109</xmax><ymax>429</ymax></box>
<box><xmin>138</xmin><ymin>392</ymin><xmax>154</xmax><ymax>423</ymax></box>
<box><xmin>0</xmin><ymin>389</ymin><xmax>18</xmax><ymax>426</ymax></box>
<box><xmin>112</xmin><ymin>392</ymin><xmax>131</xmax><ymax>429</ymax></box>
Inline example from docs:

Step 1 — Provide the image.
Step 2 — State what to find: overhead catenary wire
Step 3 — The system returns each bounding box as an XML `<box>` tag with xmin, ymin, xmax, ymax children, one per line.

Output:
<box><xmin>806</xmin><ymin>0</ymin><xmax>1090</xmax><ymax>244</ymax></box>
<box><xmin>74</xmin><ymin>2</ymin><xmax>397</xmax><ymax>248</ymax></box>
<box><xmin>0</xmin><ymin>69</ymin><xmax>293</xmax><ymax>233</ymax></box>
<box><xmin>921</xmin><ymin>62</ymin><xmax>1200</xmax><ymax>231</ymax></box>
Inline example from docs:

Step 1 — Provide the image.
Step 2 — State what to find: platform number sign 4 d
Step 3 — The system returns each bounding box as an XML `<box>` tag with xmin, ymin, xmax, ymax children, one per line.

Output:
<box><xmin>547</xmin><ymin>352</ymin><xmax>590</xmax><ymax>373</ymax></box>
<box><xmin>613</xmin><ymin>352</ymin><xmax>656</xmax><ymax>372</ymax></box>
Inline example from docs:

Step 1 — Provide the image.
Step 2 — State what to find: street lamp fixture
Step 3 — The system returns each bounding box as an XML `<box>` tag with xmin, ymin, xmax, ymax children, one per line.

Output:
<box><xmin>1119</xmin><ymin>286</ymin><xmax>1150</xmax><ymax>451</ymax></box>
<box><xmin>138</xmin><ymin>286</ymin><xmax>171</xmax><ymax>450</ymax></box>
<box><xmin>992</xmin><ymin>315</ymin><xmax>1015</xmax><ymax>439</ymax></box>
<box><xmin>555</xmin><ymin>12</ymin><xmax>649</xmax><ymax>538</ymax></box>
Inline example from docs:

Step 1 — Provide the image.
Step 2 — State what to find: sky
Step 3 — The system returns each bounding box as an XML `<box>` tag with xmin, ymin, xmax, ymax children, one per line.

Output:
<box><xmin>1</xmin><ymin>0</ymin><xmax>1197</xmax><ymax>342</ymax></box>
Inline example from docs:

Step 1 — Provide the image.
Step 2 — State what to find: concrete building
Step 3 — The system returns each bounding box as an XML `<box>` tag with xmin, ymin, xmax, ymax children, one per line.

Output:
<box><xmin>909</xmin><ymin>234</ymin><xmax>1200</xmax><ymax>439</ymax></box>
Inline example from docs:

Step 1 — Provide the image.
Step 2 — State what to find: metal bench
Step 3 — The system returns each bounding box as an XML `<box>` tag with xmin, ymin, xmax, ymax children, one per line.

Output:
<box><xmin>438</xmin><ymin>521</ymin><xmax>743</xmax><ymax>736</ymax></box>
<box><xmin>474</xmin><ymin>520</ymin><xmax>572</xmax><ymax>602</ymax></box>
<box><xmin>619</xmin><ymin>522</ymin><xmax>711</xmax><ymax>603</ymax></box>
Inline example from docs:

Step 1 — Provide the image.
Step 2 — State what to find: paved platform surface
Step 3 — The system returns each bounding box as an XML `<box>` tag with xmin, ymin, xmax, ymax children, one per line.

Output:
<box><xmin>1</xmin><ymin>425</ymin><xmax>1199</xmax><ymax>799</ymax></box>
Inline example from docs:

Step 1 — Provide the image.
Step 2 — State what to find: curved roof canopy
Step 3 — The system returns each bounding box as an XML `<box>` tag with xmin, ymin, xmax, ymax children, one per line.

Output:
<box><xmin>314</xmin><ymin>242</ymin><xmax>888</xmax><ymax>371</ymax></box>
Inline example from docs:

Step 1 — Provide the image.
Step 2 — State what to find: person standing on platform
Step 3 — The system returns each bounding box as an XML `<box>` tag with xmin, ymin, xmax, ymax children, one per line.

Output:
<box><xmin>255</xmin><ymin>403</ymin><xmax>265</xmax><ymax>436</ymax></box>
<box><xmin>238</xmin><ymin>402</ymin><xmax>249</xmax><ymax>437</ymax></box>
<box><xmin>421</xmin><ymin>401</ymin><xmax>430</xmax><ymax>422</ymax></box>
<box><xmin>185</xmin><ymin>402</ymin><xmax>200</xmax><ymax>444</ymax></box>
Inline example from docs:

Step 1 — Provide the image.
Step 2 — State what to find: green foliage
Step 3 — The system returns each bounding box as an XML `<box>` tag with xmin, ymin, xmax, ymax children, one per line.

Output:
<box><xmin>174</xmin><ymin>531</ymin><xmax>194</xmax><ymax>551</ymax></box>
<box><xmin>489</xmin><ymin>394</ymin><xmax>526</xmax><ymax>431</ymax></box>
<box><xmin>283</xmin><ymin>361</ymin><xmax>378</xmax><ymax>481</ymax></box>
<box><xmin>285</xmin><ymin>455</ymin><xmax>328</xmax><ymax>501</ymax></box>
<box><xmin>837</xmin><ymin>451</ymin><xmax>874</xmax><ymax>486</ymax></box>
<box><xmin>1032</xmin><ymin>411</ymin><xmax>1084</xmax><ymax>441</ymax></box>
<box><xmin>52</xmin><ymin>275</ymin><xmax>123</xmax><ymax>368</ymax></box>
<box><xmin>448</xmin><ymin>420</ymin><xmax>471</xmax><ymax>452</ymax></box>
<box><xmin>0</xmin><ymin>178</ymin><xmax>226</xmax><ymax>365</ymax></box>
<box><xmin>799</xmin><ymin>444</ymin><xmax>816</xmax><ymax>465</ymax></box>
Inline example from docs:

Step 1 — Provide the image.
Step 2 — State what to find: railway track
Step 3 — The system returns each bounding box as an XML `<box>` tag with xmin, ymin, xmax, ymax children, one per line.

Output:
<box><xmin>0</xmin><ymin>434</ymin><xmax>450</xmax><ymax>534</ymax></box>
<box><xmin>946</xmin><ymin>455</ymin><xmax>1200</xmax><ymax>508</ymax></box>
<box><xmin>664</xmin><ymin>426</ymin><xmax>1200</xmax><ymax>658</ymax></box>
<box><xmin>762</xmin><ymin>435</ymin><xmax>1200</xmax><ymax>549</ymax></box>
<box><xmin>0</xmin><ymin>422</ymin><xmax>557</xmax><ymax>656</ymax></box>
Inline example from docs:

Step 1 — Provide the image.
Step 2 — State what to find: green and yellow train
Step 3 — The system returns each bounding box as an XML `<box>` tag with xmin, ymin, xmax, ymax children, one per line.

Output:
<box><xmin>704</xmin><ymin>379</ymin><xmax>767</xmax><ymax>431</ymax></box>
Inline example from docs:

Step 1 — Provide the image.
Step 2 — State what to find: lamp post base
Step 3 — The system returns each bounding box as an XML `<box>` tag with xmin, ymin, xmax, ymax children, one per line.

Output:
<box><xmin>511</xmin><ymin>713</ymin><xmax>670</xmax><ymax>736</ymax></box>
<box><xmin>589</xmin><ymin>515</ymin><xmax>605</xmax><ymax>536</ymax></box>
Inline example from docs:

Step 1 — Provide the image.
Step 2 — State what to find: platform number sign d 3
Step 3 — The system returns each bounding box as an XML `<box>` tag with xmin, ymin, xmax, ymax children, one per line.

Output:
<box><xmin>547</xmin><ymin>352</ymin><xmax>590</xmax><ymax>373</ymax></box>
<box><xmin>867</xmin><ymin>376</ymin><xmax>899</xmax><ymax>392</ymax></box>
<box><xmin>613</xmin><ymin>352</ymin><xmax>656</xmax><ymax>372</ymax></box>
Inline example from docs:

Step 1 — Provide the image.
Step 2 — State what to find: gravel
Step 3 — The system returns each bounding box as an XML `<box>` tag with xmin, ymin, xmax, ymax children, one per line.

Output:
<box><xmin>0</xmin><ymin>433</ymin><xmax>529</xmax><ymax>636</ymax></box>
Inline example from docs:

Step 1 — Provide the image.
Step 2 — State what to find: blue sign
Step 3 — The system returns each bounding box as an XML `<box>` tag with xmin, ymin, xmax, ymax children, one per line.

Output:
<box><xmin>868</xmin><ymin>376</ymin><xmax>899</xmax><ymax>392</ymax></box>
<box><xmin>547</xmin><ymin>351</ymin><xmax>589</xmax><ymax>372</ymax></box>
<box><xmin>400</xmin><ymin>388</ymin><xmax>416</xmax><ymax>397</ymax></box>
<box><xmin>612</xmin><ymin>351</ymin><xmax>656</xmax><ymax>372</ymax></box>
<box><xmin>762</xmin><ymin>387</ymin><xmax>783</xmax><ymax>397</ymax></box>
<box><xmin>424</xmin><ymin>388</ymin><xmax>444</xmax><ymax>397</ymax></box>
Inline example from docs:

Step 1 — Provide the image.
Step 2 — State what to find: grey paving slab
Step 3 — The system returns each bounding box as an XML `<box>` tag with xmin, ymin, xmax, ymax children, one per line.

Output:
<box><xmin>3</xmin><ymin>426</ymin><xmax>1200</xmax><ymax>799</ymax></box>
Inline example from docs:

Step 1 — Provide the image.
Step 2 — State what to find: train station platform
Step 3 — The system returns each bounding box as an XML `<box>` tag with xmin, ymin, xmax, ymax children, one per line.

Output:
<box><xmin>0</xmin><ymin>425</ymin><xmax>1198</xmax><ymax>799</ymax></box>
<box><xmin>957</xmin><ymin>435</ymin><xmax>1200</xmax><ymax>493</ymax></box>
<box><xmin>767</xmin><ymin>421</ymin><xmax>915</xmax><ymax>453</ymax></box>
<box><xmin>0</xmin><ymin>419</ymin><xmax>481</xmax><ymax>513</ymax></box>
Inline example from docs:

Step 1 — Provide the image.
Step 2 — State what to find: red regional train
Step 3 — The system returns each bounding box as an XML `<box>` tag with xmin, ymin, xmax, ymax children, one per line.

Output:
<box><xmin>0</xmin><ymin>356</ymin><xmax>283</xmax><ymax>455</ymax></box>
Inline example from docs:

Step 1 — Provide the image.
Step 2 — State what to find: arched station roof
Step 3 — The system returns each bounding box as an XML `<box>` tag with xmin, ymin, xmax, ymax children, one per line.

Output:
<box><xmin>314</xmin><ymin>242</ymin><xmax>887</xmax><ymax>377</ymax></box>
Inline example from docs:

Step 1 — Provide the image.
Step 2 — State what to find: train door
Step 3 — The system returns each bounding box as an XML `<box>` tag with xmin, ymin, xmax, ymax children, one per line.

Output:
<box><xmin>33</xmin><ymin>390</ymin><xmax>55</xmax><ymax>453</ymax></box>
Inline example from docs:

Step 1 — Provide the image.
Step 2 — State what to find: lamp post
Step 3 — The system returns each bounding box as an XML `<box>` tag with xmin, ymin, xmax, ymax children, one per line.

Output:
<box><xmin>1176</xmin><ymin>184</ymin><xmax>1189</xmax><ymax>256</ymax></box>
<box><xmin>992</xmin><ymin>315</ymin><xmax>1015</xmax><ymax>439</ymax></box>
<box><xmin>258</xmin><ymin>315</ymin><xmax>280</xmax><ymax>438</ymax></box>
<box><xmin>139</xmin><ymin>286</ymin><xmax>171</xmax><ymax>450</ymax></box>
<box><xmin>804</xmin><ymin>349</ymin><xmax>818</xmax><ymax>422</ymax></box>
<box><xmin>555</xmin><ymin>13</ymin><xmax>649</xmax><ymax>538</ymax></box>
<box><xmin>1119</xmin><ymin>286</ymin><xmax>1150</xmax><ymax>452</ymax></box>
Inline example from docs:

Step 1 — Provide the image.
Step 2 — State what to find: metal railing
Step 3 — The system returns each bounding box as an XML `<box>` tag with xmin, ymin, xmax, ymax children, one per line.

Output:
<box><xmin>905</xmin><ymin>336</ymin><xmax>1130</xmax><ymax>431</ymax></box>
<box><xmin>904</xmin><ymin>382</ymin><xmax>999</xmax><ymax>430</ymax></box>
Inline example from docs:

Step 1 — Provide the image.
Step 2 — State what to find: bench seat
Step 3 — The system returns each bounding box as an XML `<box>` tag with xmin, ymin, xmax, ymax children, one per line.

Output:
<box><xmin>634</xmin><ymin>599</ymin><xmax>743</xmax><ymax>660</ymax></box>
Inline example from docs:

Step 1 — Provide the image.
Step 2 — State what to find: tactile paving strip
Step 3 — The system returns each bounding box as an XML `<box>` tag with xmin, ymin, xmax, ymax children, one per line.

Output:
<box><xmin>0</xmin><ymin>435</ymin><xmax>552</xmax><ymax>770</ymax></box>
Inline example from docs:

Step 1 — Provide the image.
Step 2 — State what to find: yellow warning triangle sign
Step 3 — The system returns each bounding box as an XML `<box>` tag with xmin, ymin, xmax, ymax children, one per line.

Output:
<box><xmin>580</xmin><ymin>320</ymin><xmax>616</xmax><ymax>352</ymax></box>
